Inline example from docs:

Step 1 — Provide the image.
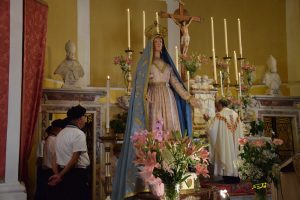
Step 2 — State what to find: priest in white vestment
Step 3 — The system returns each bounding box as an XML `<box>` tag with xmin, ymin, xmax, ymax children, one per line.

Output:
<box><xmin>205</xmin><ymin>99</ymin><xmax>243</xmax><ymax>183</ymax></box>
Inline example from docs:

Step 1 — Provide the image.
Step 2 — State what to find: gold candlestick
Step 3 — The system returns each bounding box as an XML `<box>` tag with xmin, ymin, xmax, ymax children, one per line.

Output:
<box><xmin>125</xmin><ymin>49</ymin><xmax>133</xmax><ymax>95</ymax></box>
<box><xmin>104</xmin><ymin>146</ymin><xmax>112</xmax><ymax>197</ymax></box>
<box><xmin>223</xmin><ymin>56</ymin><xmax>231</xmax><ymax>96</ymax></box>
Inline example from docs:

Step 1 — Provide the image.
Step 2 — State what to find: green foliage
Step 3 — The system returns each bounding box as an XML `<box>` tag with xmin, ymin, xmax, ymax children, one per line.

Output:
<box><xmin>109</xmin><ymin>112</ymin><xmax>128</xmax><ymax>133</ymax></box>
<box><xmin>250</xmin><ymin>119</ymin><xmax>264</xmax><ymax>136</ymax></box>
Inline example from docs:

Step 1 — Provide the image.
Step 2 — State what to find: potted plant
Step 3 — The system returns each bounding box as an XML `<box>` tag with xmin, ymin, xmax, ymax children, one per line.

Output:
<box><xmin>131</xmin><ymin>120</ymin><xmax>209</xmax><ymax>199</ymax></box>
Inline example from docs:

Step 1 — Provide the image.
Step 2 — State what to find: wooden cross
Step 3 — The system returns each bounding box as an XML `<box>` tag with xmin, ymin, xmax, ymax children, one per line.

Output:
<box><xmin>159</xmin><ymin>1</ymin><xmax>202</xmax><ymax>24</ymax></box>
<box><xmin>159</xmin><ymin>1</ymin><xmax>203</xmax><ymax>79</ymax></box>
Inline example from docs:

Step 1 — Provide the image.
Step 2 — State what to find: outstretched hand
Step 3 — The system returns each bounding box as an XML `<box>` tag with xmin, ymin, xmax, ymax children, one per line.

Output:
<box><xmin>189</xmin><ymin>97</ymin><xmax>202</xmax><ymax>108</ymax></box>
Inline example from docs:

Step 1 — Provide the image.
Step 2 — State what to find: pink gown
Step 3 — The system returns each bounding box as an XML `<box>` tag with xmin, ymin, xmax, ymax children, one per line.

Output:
<box><xmin>147</xmin><ymin>62</ymin><xmax>191</xmax><ymax>131</ymax></box>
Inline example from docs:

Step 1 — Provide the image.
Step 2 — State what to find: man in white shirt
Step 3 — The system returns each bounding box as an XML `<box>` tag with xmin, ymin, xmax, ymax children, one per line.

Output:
<box><xmin>49</xmin><ymin>105</ymin><xmax>90</xmax><ymax>200</ymax></box>
<box><xmin>204</xmin><ymin>99</ymin><xmax>243</xmax><ymax>183</ymax></box>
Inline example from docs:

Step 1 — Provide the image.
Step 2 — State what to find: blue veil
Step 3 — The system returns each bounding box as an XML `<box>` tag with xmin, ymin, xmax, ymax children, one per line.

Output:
<box><xmin>112</xmin><ymin>38</ymin><xmax>192</xmax><ymax>200</ymax></box>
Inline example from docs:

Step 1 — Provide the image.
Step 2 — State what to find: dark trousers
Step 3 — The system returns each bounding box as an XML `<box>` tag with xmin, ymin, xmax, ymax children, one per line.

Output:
<box><xmin>35</xmin><ymin>168</ymin><xmax>56</xmax><ymax>200</ymax></box>
<box><xmin>35</xmin><ymin>166</ymin><xmax>44</xmax><ymax>200</ymax></box>
<box><xmin>56</xmin><ymin>167</ymin><xmax>90</xmax><ymax>200</ymax></box>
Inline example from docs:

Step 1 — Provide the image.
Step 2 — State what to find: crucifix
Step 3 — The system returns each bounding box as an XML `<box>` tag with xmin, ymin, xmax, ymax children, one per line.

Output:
<box><xmin>159</xmin><ymin>0</ymin><xmax>203</xmax><ymax>79</ymax></box>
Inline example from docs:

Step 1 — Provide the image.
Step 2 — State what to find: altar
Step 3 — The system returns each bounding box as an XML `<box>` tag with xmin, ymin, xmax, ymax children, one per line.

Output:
<box><xmin>250</xmin><ymin>95</ymin><xmax>300</xmax><ymax>160</ymax></box>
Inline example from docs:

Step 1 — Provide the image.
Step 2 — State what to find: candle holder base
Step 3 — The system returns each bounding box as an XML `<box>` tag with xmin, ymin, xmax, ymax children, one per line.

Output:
<box><xmin>104</xmin><ymin>175</ymin><xmax>112</xmax><ymax>198</ymax></box>
<box><xmin>209</xmin><ymin>56</ymin><xmax>219</xmax><ymax>59</ymax></box>
<box><xmin>124</xmin><ymin>49</ymin><xmax>134</xmax><ymax>96</ymax></box>
<box><xmin>223</xmin><ymin>56</ymin><xmax>232</xmax><ymax>60</ymax></box>
<box><xmin>125</xmin><ymin>49</ymin><xmax>134</xmax><ymax>53</ymax></box>
<box><xmin>213</xmin><ymin>83</ymin><xmax>219</xmax><ymax>88</ymax></box>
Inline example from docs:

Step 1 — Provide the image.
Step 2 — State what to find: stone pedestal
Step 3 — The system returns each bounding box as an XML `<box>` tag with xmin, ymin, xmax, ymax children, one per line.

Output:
<box><xmin>191</xmin><ymin>89</ymin><xmax>217</xmax><ymax>137</ymax></box>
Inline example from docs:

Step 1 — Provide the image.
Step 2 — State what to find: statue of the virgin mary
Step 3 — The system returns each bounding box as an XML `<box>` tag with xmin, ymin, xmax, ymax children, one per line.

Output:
<box><xmin>112</xmin><ymin>22</ymin><xmax>201</xmax><ymax>200</ymax></box>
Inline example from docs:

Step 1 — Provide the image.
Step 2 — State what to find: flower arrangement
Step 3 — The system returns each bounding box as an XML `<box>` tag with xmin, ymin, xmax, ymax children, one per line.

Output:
<box><xmin>113</xmin><ymin>55</ymin><xmax>132</xmax><ymax>74</ymax></box>
<box><xmin>216</xmin><ymin>59</ymin><xmax>230</xmax><ymax>70</ymax></box>
<box><xmin>241</xmin><ymin>62</ymin><xmax>256</xmax><ymax>93</ymax></box>
<box><xmin>180</xmin><ymin>53</ymin><xmax>208</xmax><ymax>77</ymax></box>
<box><xmin>226</xmin><ymin>96</ymin><xmax>242</xmax><ymax>111</ymax></box>
<box><xmin>131</xmin><ymin>120</ymin><xmax>209</xmax><ymax>199</ymax></box>
<box><xmin>235</xmin><ymin>137</ymin><xmax>283</xmax><ymax>197</ymax></box>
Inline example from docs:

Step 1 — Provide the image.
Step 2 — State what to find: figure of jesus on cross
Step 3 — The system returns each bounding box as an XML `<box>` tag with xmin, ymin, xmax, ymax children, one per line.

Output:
<box><xmin>171</xmin><ymin>16</ymin><xmax>193</xmax><ymax>56</ymax></box>
<box><xmin>160</xmin><ymin>0</ymin><xmax>202</xmax><ymax>78</ymax></box>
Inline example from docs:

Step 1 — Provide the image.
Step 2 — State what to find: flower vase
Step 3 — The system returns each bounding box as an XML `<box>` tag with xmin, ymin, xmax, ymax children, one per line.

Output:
<box><xmin>164</xmin><ymin>183</ymin><xmax>180</xmax><ymax>200</ymax></box>
<box><xmin>253</xmin><ymin>189</ymin><xmax>267</xmax><ymax>200</ymax></box>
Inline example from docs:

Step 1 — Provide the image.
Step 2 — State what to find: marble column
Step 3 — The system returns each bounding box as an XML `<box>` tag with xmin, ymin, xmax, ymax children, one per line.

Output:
<box><xmin>0</xmin><ymin>0</ymin><xmax>26</xmax><ymax>199</ymax></box>
<box><xmin>166</xmin><ymin>0</ymin><xmax>180</xmax><ymax>63</ymax></box>
<box><xmin>286</xmin><ymin>0</ymin><xmax>300</xmax><ymax>96</ymax></box>
<box><xmin>77</xmin><ymin>0</ymin><xmax>90</xmax><ymax>87</ymax></box>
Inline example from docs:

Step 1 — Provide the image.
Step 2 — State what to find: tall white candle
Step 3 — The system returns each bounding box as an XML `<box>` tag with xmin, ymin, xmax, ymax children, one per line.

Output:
<box><xmin>106</xmin><ymin>76</ymin><xmax>110</xmax><ymax>130</ymax></box>
<box><xmin>127</xmin><ymin>9</ymin><xmax>131</xmax><ymax>49</ymax></box>
<box><xmin>143</xmin><ymin>11</ymin><xmax>146</xmax><ymax>49</ymax></box>
<box><xmin>211</xmin><ymin>17</ymin><xmax>215</xmax><ymax>51</ymax></box>
<box><xmin>212</xmin><ymin>49</ymin><xmax>217</xmax><ymax>84</ymax></box>
<box><xmin>175</xmin><ymin>46</ymin><xmax>179</xmax><ymax>72</ymax></box>
<box><xmin>220</xmin><ymin>71</ymin><xmax>224</xmax><ymax>97</ymax></box>
<box><xmin>211</xmin><ymin>17</ymin><xmax>217</xmax><ymax>83</ymax></box>
<box><xmin>156</xmin><ymin>12</ymin><xmax>159</xmax><ymax>33</ymax></box>
<box><xmin>238</xmin><ymin>72</ymin><xmax>242</xmax><ymax>98</ymax></box>
<box><xmin>187</xmin><ymin>71</ymin><xmax>190</xmax><ymax>92</ymax></box>
<box><xmin>234</xmin><ymin>51</ymin><xmax>238</xmax><ymax>84</ymax></box>
<box><xmin>224</xmin><ymin>19</ymin><xmax>228</xmax><ymax>57</ymax></box>
<box><xmin>238</xmin><ymin>18</ymin><xmax>243</xmax><ymax>58</ymax></box>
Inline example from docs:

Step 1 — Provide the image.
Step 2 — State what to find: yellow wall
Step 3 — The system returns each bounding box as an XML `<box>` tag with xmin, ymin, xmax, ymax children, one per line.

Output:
<box><xmin>90</xmin><ymin>0</ymin><xmax>166</xmax><ymax>87</ymax></box>
<box><xmin>44</xmin><ymin>0</ymin><xmax>291</xmax><ymax>96</ymax></box>
<box><xmin>286</xmin><ymin>0</ymin><xmax>300</xmax><ymax>96</ymax></box>
<box><xmin>186</xmin><ymin>0</ymin><xmax>287</xmax><ymax>91</ymax></box>
<box><xmin>44</xmin><ymin>0</ymin><xmax>77</xmax><ymax>82</ymax></box>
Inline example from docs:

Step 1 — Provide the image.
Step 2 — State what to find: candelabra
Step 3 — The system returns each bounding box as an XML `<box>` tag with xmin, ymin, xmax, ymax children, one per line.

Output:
<box><xmin>104</xmin><ymin>146</ymin><xmax>112</xmax><ymax>198</ymax></box>
<box><xmin>210</xmin><ymin>55</ymin><xmax>219</xmax><ymax>88</ymax></box>
<box><xmin>237</xmin><ymin>56</ymin><xmax>246</xmax><ymax>120</ymax></box>
<box><xmin>223</xmin><ymin>56</ymin><xmax>232</xmax><ymax>97</ymax></box>
<box><xmin>125</xmin><ymin>49</ymin><xmax>133</xmax><ymax>95</ymax></box>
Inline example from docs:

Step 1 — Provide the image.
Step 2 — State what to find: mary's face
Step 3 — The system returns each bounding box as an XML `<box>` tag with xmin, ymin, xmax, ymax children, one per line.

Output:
<box><xmin>153</xmin><ymin>37</ymin><xmax>163</xmax><ymax>52</ymax></box>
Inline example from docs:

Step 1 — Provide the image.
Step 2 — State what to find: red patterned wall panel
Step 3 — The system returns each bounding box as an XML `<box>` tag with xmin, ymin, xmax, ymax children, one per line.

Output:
<box><xmin>20</xmin><ymin>0</ymin><xmax>48</xmax><ymax>187</ymax></box>
<box><xmin>0</xmin><ymin>0</ymin><xmax>10</xmax><ymax>181</ymax></box>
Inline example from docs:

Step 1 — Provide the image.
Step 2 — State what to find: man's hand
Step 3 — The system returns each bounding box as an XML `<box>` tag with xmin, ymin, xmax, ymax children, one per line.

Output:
<box><xmin>48</xmin><ymin>174</ymin><xmax>62</xmax><ymax>186</ymax></box>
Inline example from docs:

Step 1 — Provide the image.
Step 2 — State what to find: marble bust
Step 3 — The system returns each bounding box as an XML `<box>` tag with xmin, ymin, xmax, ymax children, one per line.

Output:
<box><xmin>54</xmin><ymin>40</ymin><xmax>84</xmax><ymax>88</ymax></box>
<box><xmin>262</xmin><ymin>55</ymin><xmax>281</xmax><ymax>95</ymax></box>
